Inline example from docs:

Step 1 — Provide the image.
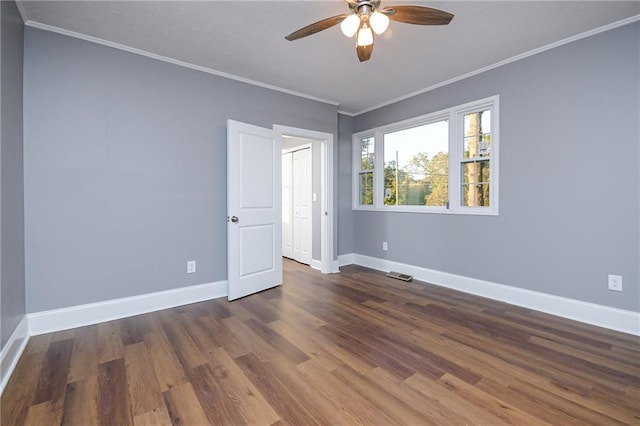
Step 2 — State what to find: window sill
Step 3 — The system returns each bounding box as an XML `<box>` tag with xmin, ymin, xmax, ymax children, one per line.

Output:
<box><xmin>352</xmin><ymin>206</ymin><xmax>499</xmax><ymax>216</ymax></box>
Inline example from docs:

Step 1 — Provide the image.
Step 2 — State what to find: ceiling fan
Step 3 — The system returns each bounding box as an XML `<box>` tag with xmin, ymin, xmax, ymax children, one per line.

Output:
<box><xmin>285</xmin><ymin>1</ymin><xmax>454</xmax><ymax>62</ymax></box>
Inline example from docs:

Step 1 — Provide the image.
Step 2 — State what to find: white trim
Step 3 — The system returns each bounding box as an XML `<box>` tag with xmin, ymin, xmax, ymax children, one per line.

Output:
<box><xmin>28</xmin><ymin>281</ymin><xmax>227</xmax><ymax>336</ymax></box>
<box><xmin>340</xmin><ymin>253</ymin><xmax>640</xmax><ymax>336</ymax></box>
<box><xmin>0</xmin><ymin>317</ymin><xmax>29</xmax><ymax>396</ymax></box>
<box><xmin>274</xmin><ymin>125</ymin><xmax>336</xmax><ymax>274</ymax></box>
<box><xmin>23</xmin><ymin>21</ymin><xmax>339</xmax><ymax>108</ymax></box>
<box><xmin>353</xmin><ymin>15</ymin><xmax>640</xmax><ymax>116</ymax></box>
<box><xmin>15</xmin><ymin>1</ymin><xmax>28</xmax><ymax>23</ymax></box>
<box><xmin>310</xmin><ymin>259</ymin><xmax>322</xmax><ymax>271</ymax></box>
<box><xmin>338</xmin><ymin>253</ymin><xmax>355</xmax><ymax>267</ymax></box>
<box><xmin>281</xmin><ymin>143</ymin><xmax>312</xmax><ymax>155</ymax></box>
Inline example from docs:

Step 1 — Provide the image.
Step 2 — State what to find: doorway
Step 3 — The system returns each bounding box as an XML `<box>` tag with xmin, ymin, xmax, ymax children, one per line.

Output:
<box><xmin>282</xmin><ymin>142</ymin><xmax>313</xmax><ymax>265</ymax></box>
<box><xmin>274</xmin><ymin>125</ymin><xmax>337</xmax><ymax>274</ymax></box>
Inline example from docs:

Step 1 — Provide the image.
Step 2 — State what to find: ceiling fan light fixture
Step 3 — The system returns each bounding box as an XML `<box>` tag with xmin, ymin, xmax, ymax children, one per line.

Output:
<box><xmin>284</xmin><ymin>2</ymin><xmax>454</xmax><ymax>62</ymax></box>
<box><xmin>340</xmin><ymin>14</ymin><xmax>361</xmax><ymax>37</ymax></box>
<box><xmin>369</xmin><ymin>10</ymin><xmax>389</xmax><ymax>34</ymax></box>
<box><xmin>356</xmin><ymin>23</ymin><xmax>374</xmax><ymax>46</ymax></box>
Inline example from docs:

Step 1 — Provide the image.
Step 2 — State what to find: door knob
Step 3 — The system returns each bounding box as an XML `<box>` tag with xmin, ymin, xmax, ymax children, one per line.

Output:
<box><xmin>231</xmin><ymin>216</ymin><xmax>239</xmax><ymax>223</ymax></box>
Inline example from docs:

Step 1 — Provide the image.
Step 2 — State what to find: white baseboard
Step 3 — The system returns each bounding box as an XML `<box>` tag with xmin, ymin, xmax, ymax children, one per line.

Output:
<box><xmin>309</xmin><ymin>258</ymin><xmax>340</xmax><ymax>273</ymax></box>
<box><xmin>28</xmin><ymin>280</ymin><xmax>228</xmax><ymax>336</ymax></box>
<box><xmin>341</xmin><ymin>253</ymin><xmax>640</xmax><ymax>336</ymax></box>
<box><xmin>338</xmin><ymin>253</ymin><xmax>355</xmax><ymax>267</ymax></box>
<box><xmin>1</xmin><ymin>316</ymin><xmax>30</xmax><ymax>396</ymax></box>
<box><xmin>310</xmin><ymin>259</ymin><xmax>322</xmax><ymax>271</ymax></box>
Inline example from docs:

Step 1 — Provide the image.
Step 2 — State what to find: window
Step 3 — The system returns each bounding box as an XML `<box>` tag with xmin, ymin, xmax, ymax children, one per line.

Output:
<box><xmin>356</xmin><ymin>136</ymin><xmax>375</xmax><ymax>205</ymax></box>
<box><xmin>461</xmin><ymin>109</ymin><xmax>491</xmax><ymax>207</ymax></box>
<box><xmin>383</xmin><ymin>119</ymin><xmax>449</xmax><ymax>207</ymax></box>
<box><xmin>353</xmin><ymin>96</ymin><xmax>499</xmax><ymax>215</ymax></box>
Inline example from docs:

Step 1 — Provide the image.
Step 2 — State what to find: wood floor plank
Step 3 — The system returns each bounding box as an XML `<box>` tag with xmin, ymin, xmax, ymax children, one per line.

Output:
<box><xmin>1</xmin><ymin>350</ymin><xmax>47</xmax><ymax>426</ymax></box>
<box><xmin>119</xmin><ymin>316</ymin><xmax>148</xmax><ymax>347</ymax></box>
<box><xmin>405</xmin><ymin>372</ymin><xmax>514</xmax><ymax>426</ymax></box>
<box><xmin>143</xmin><ymin>326</ymin><xmax>188</xmax><ymax>392</ymax></box>
<box><xmin>221</xmin><ymin>316</ymin><xmax>282</xmax><ymax>363</ymax></box>
<box><xmin>33</xmin><ymin>338</ymin><xmax>74</xmax><ymax>406</ymax></box>
<box><xmin>3</xmin><ymin>259</ymin><xmax>639</xmax><ymax>425</ymax></box>
<box><xmin>161</xmin><ymin>320</ymin><xmax>207</xmax><ymax>370</ymax></box>
<box><xmin>234</xmin><ymin>352</ymin><xmax>338</xmax><ymax>425</ymax></box>
<box><xmin>243</xmin><ymin>318</ymin><xmax>310</xmax><ymax>365</ymax></box>
<box><xmin>476</xmin><ymin>377</ymin><xmax>586</xmax><ymax>425</ymax></box>
<box><xmin>67</xmin><ymin>325</ymin><xmax>98</xmax><ymax>384</ymax></box>
<box><xmin>200</xmin><ymin>314</ymin><xmax>253</xmax><ymax>359</ymax></box>
<box><xmin>124</xmin><ymin>342</ymin><xmax>164</xmax><ymax>417</ymax></box>
<box><xmin>97</xmin><ymin>358</ymin><xmax>133</xmax><ymax>426</ymax></box>
<box><xmin>60</xmin><ymin>377</ymin><xmax>98</xmax><ymax>426</ymax></box>
<box><xmin>268</xmin><ymin>319</ymin><xmax>345</xmax><ymax>372</ymax></box>
<box><xmin>437</xmin><ymin>373</ymin><xmax>552</xmax><ymax>425</ymax></box>
<box><xmin>180</xmin><ymin>315</ymin><xmax>222</xmax><ymax>356</ymax></box>
<box><xmin>96</xmin><ymin>322</ymin><xmax>124</xmax><ymax>364</ymax></box>
<box><xmin>367</xmin><ymin>366</ymin><xmax>473</xmax><ymax>425</ymax></box>
<box><xmin>203</xmin><ymin>347</ymin><xmax>280</xmax><ymax>425</ymax></box>
<box><xmin>24</xmin><ymin>400</ymin><xmax>64</xmax><ymax>426</ymax></box>
<box><xmin>296</xmin><ymin>359</ymin><xmax>398</xmax><ymax>425</ymax></box>
<box><xmin>162</xmin><ymin>383</ymin><xmax>212</xmax><ymax>426</ymax></box>
<box><xmin>187</xmin><ymin>362</ymin><xmax>252</xmax><ymax>425</ymax></box>
<box><xmin>506</xmin><ymin>377</ymin><xmax>629</xmax><ymax>425</ymax></box>
<box><xmin>132</xmin><ymin>407</ymin><xmax>173</xmax><ymax>426</ymax></box>
<box><xmin>331</xmin><ymin>364</ymin><xmax>439</xmax><ymax>426</ymax></box>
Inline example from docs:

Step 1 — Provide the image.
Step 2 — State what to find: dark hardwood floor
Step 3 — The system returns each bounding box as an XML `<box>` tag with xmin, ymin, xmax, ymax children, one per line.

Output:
<box><xmin>2</xmin><ymin>259</ymin><xmax>639</xmax><ymax>425</ymax></box>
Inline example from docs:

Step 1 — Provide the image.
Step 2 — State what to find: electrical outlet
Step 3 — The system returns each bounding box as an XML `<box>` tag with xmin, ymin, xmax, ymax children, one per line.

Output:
<box><xmin>187</xmin><ymin>261</ymin><xmax>196</xmax><ymax>274</ymax></box>
<box><xmin>382</xmin><ymin>241</ymin><xmax>388</xmax><ymax>251</ymax></box>
<box><xmin>608</xmin><ymin>274</ymin><xmax>622</xmax><ymax>291</ymax></box>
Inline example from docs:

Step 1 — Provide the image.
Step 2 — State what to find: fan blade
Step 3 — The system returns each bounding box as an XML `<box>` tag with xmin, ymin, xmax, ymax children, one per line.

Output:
<box><xmin>382</xmin><ymin>6</ymin><xmax>453</xmax><ymax>25</ymax></box>
<box><xmin>356</xmin><ymin>44</ymin><xmax>373</xmax><ymax>62</ymax></box>
<box><xmin>285</xmin><ymin>14</ymin><xmax>348</xmax><ymax>41</ymax></box>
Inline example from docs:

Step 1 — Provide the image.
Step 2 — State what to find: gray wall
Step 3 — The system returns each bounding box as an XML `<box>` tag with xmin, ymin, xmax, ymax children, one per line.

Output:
<box><xmin>337</xmin><ymin>113</ymin><xmax>354</xmax><ymax>255</ymax></box>
<box><xmin>1</xmin><ymin>0</ymin><xmax>26</xmax><ymax>349</ymax></box>
<box><xmin>352</xmin><ymin>22</ymin><xmax>640</xmax><ymax>312</ymax></box>
<box><xmin>24</xmin><ymin>27</ymin><xmax>338</xmax><ymax>313</ymax></box>
<box><xmin>281</xmin><ymin>137</ymin><xmax>321</xmax><ymax>261</ymax></box>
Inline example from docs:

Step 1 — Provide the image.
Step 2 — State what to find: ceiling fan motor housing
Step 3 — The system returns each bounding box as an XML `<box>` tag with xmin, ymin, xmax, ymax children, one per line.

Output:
<box><xmin>350</xmin><ymin>0</ymin><xmax>381</xmax><ymax>17</ymax></box>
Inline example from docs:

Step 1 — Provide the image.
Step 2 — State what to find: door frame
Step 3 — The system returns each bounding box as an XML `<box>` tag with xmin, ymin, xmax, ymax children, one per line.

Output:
<box><xmin>274</xmin><ymin>125</ymin><xmax>338</xmax><ymax>274</ymax></box>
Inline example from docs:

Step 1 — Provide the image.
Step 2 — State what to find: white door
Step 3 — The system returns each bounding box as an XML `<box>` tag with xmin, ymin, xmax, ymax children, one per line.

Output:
<box><xmin>282</xmin><ymin>152</ymin><xmax>293</xmax><ymax>258</ymax></box>
<box><xmin>294</xmin><ymin>148</ymin><xmax>312</xmax><ymax>265</ymax></box>
<box><xmin>227</xmin><ymin>119</ymin><xmax>282</xmax><ymax>301</ymax></box>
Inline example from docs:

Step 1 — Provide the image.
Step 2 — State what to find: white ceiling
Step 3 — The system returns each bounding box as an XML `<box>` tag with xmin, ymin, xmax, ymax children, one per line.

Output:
<box><xmin>18</xmin><ymin>1</ymin><xmax>640</xmax><ymax>114</ymax></box>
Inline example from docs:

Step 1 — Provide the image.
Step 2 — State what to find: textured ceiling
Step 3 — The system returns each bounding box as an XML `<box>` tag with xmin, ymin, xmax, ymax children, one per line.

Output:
<box><xmin>18</xmin><ymin>1</ymin><xmax>640</xmax><ymax>114</ymax></box>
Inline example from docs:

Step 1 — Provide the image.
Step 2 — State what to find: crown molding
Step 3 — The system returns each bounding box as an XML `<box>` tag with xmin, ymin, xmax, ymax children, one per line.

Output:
<box><xmin>14</xmin><ymin>1</ymin><xmax>27</xmax><ymax>23</ymax></box>
<box><xmin>20</xmin><ymin>12</ymin><xmax>640</xmax><ymax>117</ymax></box>
<box><xmin>353</xmin><ymin>14</ymin><xmax>640</xmax><ymax>116</ymax></box>
<box><xmin>23</xmin><ymin>20</ymin><xmax>340</xmax><ymax>108</ymax></box>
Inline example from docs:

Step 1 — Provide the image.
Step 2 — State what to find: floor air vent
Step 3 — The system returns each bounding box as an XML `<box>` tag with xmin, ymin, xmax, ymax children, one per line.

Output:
<box><xmin>386</xmin><ymin>271</ymin><xmax>413</xmax><ymax>282</ymax></box>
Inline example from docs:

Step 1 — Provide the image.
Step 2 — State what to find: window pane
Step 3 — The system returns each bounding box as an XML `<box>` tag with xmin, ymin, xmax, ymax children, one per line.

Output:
<box><xmin>461</xmin><ymin>160</ymin><xmax>490</xmax><ymax>184</ymax></box>
<box><xmin>461</xmin><ymin>183</ymin><xmax>490</xmax><ymax>207</ymax></box>
<box><xmin>463</xmin><ymin>110</ymin><xmax>491</xmax><ymax>158</ymax></box>
<box><xmin>383</xmin><ymin>120</ymin><xmax>449</xmax><ymax>206</ymax></box>
<box><xmin>361</xmin><ymin>137</ymin><xmax>375</xmax><ymax>171</ymax></box>
<box><xmin>359</xmin><ymin>172</ymin><xmax>373</xmax><ymax>205</ymax></box>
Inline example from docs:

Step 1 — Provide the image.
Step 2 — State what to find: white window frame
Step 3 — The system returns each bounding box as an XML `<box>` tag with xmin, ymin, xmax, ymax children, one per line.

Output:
<box><xmin>352</xmin><ymin>95</ymin><xmax>499</xmax><ymax>215</ymax></box>
<box><xmin>352</xmin><ymin>134</ymin><xmax>376</xmax><ymax>207</ymax></box>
